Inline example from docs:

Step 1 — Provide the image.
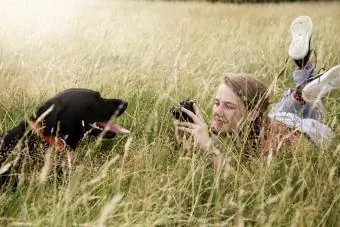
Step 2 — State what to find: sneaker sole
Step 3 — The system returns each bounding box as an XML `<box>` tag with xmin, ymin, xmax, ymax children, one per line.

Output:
<box><xmin>288</xmin><ymin>16</ymin><xmax>313</xmax><ymax>60</ymax></box>
<box><xmin>302</xmin><ymin>65</ymin><xmax>340</xmax><ymax>102</ymax></box>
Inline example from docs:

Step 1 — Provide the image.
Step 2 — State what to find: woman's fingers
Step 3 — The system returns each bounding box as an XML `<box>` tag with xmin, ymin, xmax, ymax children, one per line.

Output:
<box><xmin>180</xmin><ymin>107</ymin><xmax>202</xmax><ymax>124</ymax></box>
<box><xmin>177</xmin><ymin>126</ymin><xmax>194</xmax><ymax>135</ymax></box>
<box><xmin>175</xmin><ymin>121</ymin><xmax>196</xmax><ymax>129</ymax></box>
<box><xmin>192</xmin><ymin>103</ymin><xmax>204</xmax><ymax>120</ymax></box>
<box><xmin>175</xmin><ymin>125</ymin><xmax>193</xmax><ymax>145</ymax></box>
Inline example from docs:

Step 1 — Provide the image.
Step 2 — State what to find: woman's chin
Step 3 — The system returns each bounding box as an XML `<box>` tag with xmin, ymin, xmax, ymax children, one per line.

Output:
<box><xmin>211</xmin><ymin>122</ymin><xmax>231</xmax><ymax>135</ymax></box>
<box><xmin>211</xmin><ymin>122</ymin><xmax>223</xmax><ymax>133</ymax></box>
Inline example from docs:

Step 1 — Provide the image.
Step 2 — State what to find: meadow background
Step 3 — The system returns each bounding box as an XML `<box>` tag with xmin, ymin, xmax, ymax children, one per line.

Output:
<box><xmin>0</xmin><ymin>0</ymin><xmax>339</xmax><ymax>225</ymax></box>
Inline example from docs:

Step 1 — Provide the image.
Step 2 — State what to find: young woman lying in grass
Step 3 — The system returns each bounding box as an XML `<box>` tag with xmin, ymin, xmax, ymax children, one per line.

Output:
<box><xmin>172</xmin><ymin>16</ymin><xmax>339</xmax><ymax>165</ymax></box>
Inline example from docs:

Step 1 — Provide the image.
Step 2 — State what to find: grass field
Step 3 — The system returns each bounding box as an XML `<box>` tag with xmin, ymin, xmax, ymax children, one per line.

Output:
<box><xmin>0</xmin><ymin>0</ymin><xmax>340</xmax><ymax>225</ymax></box>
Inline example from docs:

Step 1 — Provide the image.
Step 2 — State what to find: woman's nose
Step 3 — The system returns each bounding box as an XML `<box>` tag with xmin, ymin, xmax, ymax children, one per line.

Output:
<box><xmin>213</xmin><ymin>105</ymin><xmax>223</xmax><ymax>115</ymax></box>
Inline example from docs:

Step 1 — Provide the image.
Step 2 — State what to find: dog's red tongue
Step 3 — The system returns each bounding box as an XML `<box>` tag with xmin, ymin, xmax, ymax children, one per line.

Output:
<box><xmin>96</xmin><ymin>122</ymin><xmax>130</xmax><ymax>134</ymax></box>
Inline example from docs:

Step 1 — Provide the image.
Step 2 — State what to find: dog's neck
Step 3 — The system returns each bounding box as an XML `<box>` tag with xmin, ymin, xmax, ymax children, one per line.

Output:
<box><xmin>0</xmin><ymin>120</ymin><xmax>67</xmax><ymax>156</ymax></box>
<box><xmin>28</xmin><ymin>121</ymin><xmax>67</xmax><ymax>149</ymax></box>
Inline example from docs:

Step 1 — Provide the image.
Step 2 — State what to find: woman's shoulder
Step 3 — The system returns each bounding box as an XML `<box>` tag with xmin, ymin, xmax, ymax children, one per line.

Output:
<box><xmin>259</xmin><ymin>118</ymin><xmax>303</xmax><ymax>154</ymax></box>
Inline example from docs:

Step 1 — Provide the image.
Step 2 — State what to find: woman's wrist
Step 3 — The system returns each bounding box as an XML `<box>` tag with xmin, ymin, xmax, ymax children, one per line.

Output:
<box><xmin>202</xmin><ymin>138</ymin><xmax>221</xmax><ymax>156</ymax></box>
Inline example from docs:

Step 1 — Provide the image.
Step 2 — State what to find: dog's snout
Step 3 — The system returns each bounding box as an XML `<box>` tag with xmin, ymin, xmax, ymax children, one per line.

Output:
<box><xmin>121</xmin><ymin>101</ymin><xmax>128</xmax><ymax>110</ymax></box>
<box><xmin>116</xmin><ymin>100</ymin><xmax>128</xmax><ymax>117</ymax></box>
<box><xmin>118</xmin><ymin>101</ymin><xmax>128</xmax><ymax>113</ymax></box>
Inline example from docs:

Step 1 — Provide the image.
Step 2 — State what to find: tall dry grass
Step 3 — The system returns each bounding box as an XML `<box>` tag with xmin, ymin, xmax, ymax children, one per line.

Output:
<box><xmin>0</xmin><ymin>0</ymin><xmax>339</xmax><ymax>225</ymax></box>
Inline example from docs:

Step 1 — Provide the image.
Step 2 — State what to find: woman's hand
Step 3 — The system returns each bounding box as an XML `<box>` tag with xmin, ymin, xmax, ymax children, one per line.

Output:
<box><xmin>173</xmin><ymin>103</ymin><xmax>212</xmax><ymax>151</ymax></box>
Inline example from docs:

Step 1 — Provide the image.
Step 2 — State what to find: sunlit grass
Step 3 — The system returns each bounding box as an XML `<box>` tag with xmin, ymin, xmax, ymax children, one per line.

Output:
<box><xmin>0</xmin><ymin>0</ymin><xmax>339</xmax><ymax>225</ymax></box>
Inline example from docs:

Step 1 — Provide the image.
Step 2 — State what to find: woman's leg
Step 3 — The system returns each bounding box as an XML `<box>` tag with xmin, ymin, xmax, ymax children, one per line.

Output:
<box><xmin>272</xmin><ymin>15</ymin><xmax>324</xmax><ymax>121</ymax></box>
<box><xmin>268</xmin><ymin>16</ymin><xmax>338</xmax><ymax>145</ymax></box>
<box><xmin>270</xmin><ymin>88</ymin><xmax>324</xmax><ymax>120</ymax></box>
<box><xmin>302</xmin><ymin>65</ymin><xmax>340</xmax><ymax>103</ymax></box>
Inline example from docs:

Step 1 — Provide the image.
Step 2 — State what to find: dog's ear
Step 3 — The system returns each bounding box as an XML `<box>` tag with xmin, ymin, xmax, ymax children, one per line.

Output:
<box><xmin>33</xmin><ymin>100</ymin><xmax>65</xmax><ymax>136</ymax></box>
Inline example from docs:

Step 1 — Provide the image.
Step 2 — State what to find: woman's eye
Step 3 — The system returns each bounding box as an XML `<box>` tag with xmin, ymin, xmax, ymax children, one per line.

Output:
<box><xmin>225</xmin><ymin>104</ymin><xmax>235</xmax><ymax>109</ymax></box>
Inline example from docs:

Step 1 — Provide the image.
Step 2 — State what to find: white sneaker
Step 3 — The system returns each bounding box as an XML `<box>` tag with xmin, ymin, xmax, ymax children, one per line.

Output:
<box><xmin>288</xmin><ymin>16</ymin><xmax>313</xmax><ymax>60</ymax></box>
<box><xmin>302</xmin><ymin>65</ymin><xmax>340</xmax><ymax>102</ymax></box>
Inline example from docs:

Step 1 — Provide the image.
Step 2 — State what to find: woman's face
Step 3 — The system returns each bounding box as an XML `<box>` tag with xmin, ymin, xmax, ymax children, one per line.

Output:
<box><xmin>211</xmin><ymin>84</ymin><xmax>246</xmax><ymax>134</ymax></box>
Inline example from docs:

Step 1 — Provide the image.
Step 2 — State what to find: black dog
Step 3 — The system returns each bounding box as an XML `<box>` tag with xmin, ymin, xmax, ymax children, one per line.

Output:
<box><xmin>0</xmin><ymin>88</ymin><xmax>129</xmax><ymax>172</ymax></box>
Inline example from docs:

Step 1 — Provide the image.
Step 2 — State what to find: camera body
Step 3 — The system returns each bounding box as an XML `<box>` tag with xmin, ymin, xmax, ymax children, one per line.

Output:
<box><xmin>170</xmin><ymin>99</ymin><xmax>196</xmax><ymax>123</ymax></box>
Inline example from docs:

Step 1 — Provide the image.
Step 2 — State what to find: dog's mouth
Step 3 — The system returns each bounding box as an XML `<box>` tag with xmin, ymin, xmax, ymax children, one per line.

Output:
<box><xmin>91</xmin><ymin>122</ymin><xmax>130</xmax><ymax>134</ymax></box>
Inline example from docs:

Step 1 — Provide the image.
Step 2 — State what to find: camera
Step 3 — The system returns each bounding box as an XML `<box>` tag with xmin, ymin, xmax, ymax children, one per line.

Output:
<box><xmin>170</xmin><ymin>99</ymin><xmax>196</xmax><ymax>123</ymax></box>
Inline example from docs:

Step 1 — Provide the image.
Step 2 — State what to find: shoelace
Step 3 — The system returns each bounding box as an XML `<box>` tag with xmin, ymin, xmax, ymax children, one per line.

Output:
<box><xmin>296</xmin><ymin>49</ymin><xmax>328</xmax><ymax>92</ymax></box>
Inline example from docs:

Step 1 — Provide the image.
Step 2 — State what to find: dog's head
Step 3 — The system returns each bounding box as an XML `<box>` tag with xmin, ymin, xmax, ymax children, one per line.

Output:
<box><xmin>32</xmin><ymin>88</ymin><xmax>129</xmax><ymax>149</ymax></box>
